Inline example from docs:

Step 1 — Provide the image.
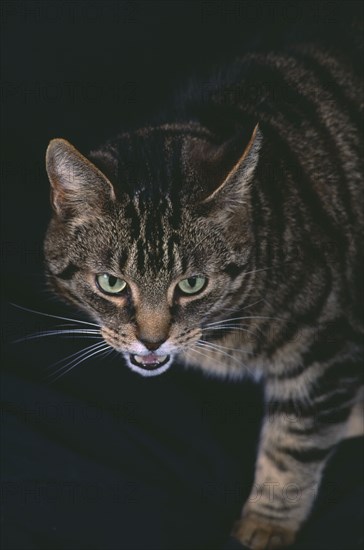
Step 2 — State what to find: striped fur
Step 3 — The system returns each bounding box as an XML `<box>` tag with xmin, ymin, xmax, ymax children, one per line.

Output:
<box><xmin>44</xmin><ymin>36</ymin><xmax>363</xmax><ymax>549</ymax></box>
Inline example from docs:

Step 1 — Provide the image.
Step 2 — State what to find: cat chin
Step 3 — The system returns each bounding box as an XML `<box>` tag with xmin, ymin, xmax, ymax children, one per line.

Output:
<box><xmin>124</xmin><ymin>354</ymin><xmax>173</xmax><ymax>377</ymax></box>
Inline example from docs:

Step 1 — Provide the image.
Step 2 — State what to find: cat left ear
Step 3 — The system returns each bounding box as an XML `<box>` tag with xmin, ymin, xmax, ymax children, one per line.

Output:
<box><xmin>202</xmin><ymin>124</ymin><xmax>262</xmax><ymax>205</ymax></box>
<box><xmin>46</xmin><ymin>138</ymin><xmax>116</xmax><ymax>217</ymax></box>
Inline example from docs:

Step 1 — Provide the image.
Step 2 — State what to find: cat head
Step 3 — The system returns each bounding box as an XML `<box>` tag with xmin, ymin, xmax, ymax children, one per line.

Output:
<box><xmin>44</xmin><ymin>123</ymin><xmax>261</xmax><ymax>376</ymax></box>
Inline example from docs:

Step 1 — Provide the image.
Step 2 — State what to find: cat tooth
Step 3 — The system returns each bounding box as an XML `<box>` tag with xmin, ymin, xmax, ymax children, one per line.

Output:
<box><xmin>134</xmin><ymin>354</ymin><xmax>168</xmax><ymax>365</ymax></box>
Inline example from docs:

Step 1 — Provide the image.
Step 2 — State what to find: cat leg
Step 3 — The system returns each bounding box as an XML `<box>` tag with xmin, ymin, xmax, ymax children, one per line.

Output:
<box><xmin>232</xmin><ymin>375</ymin><xmax>361</xmax><ymax>549</ymax></box>
<box><xmin>344</xmin><ymin>387</ymin><xmax>364</xmax><ymax>439</ymax></box>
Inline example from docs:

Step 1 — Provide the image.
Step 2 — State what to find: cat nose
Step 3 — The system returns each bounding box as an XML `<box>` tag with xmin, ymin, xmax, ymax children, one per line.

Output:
<box><xmin>139</xmin><ymin>338</ymin><xmax>165</xmax><ymax>352</ymax></box>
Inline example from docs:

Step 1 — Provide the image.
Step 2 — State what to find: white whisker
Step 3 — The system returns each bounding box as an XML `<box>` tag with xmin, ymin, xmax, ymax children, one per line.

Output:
<box><xmin>241</xmin><ymin>298</ymin><xmax>265</xmax><ymax>310</ymax></box>
<box><xmin>11</xmin><ymin>303</ymin><xmax>99</xmax><ymax>328</ymax></box>
<box><xmin>45</xmin><ymin>341</ymin><xmax>107</xmax><ymax>372</ymax></box>
<box><xmin>46</xmin><ymin>343</ymin><xmax>110</xmax><ymax>382</ymax></box>
<box><xmin>205</xmin><ymin>315</ymin><xmax>282</xmax><ymax>327</ymax></box>
<box><xmin>14</xmin><ymin>329</ymin><xmax>101</xmax><ymax>343</ymax></box>
<box><xmin>188</xmin><ymin>345</ymin><xmax>215</xmax><ymax>363</ymax></box>
<box><xmin>47</xmin><ymin>342</ymin><xmax>110</xmax><ymax>382</ymax></box>
<box><xmin>218</xmin><ymin>298</ymin><xmax>265</xmax><ymax>315</ymax></box>
<box><xmin>195</xmin><ymin>341</ymin><xmax>245</xmax><ymax>368</ymax></box>
<box><xmin>195</xmin><ymin>341</ymin><xmax>254</xmax><ymax>375</ymax></box>
<box><xmin>198</xmin><ymin>340</ymin><xmax>254</xmax><ymax>355</ymax></box>
<box><xmin>203</xmin><ymin>325</ymin><xmax>260</xmax><ymax>339</ymax></box>
<box><xmin>240</xmin><ymin>266</ymin><xmax>274</xmax><ymax>276</ymax></box>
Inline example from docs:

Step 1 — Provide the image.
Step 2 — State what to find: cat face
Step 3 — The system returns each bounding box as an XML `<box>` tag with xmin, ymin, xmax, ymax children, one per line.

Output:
<box><xmin>44</xmin><ymin>125</ymin><xmax>261</xmax><ymax>376</ymax></box>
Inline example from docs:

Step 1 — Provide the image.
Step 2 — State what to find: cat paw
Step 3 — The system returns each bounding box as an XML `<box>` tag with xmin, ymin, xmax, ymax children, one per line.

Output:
<box><xmin>231</xmin><ymin>513</ymin><xmax>296</xmax><ymax>550</ymax></box>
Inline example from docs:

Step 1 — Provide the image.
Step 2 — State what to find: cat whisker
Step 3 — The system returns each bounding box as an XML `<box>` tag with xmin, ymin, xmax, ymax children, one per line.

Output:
<box><xmin>53</xmin><ymin>323</ymin><xmax>97</xmax><ymax>329</ymax></box>
<box><xmin>197</xmin><ymin>339</ymin><xmax>254</xmax><ymax>355</ymax></box>
<box><xmin>240</xmin><ymin>298</ymin><xmax>265</xmax><ymax>310</ymax></box>
<box><xmin>46</xmin><ymin>342</ymin><xmax>110</xmax><ymax>382</ymax></box>
<box><xmin>194</xmin><ymin>340</ymin><xmax>252</xmax><ymax>380</ymax></box>
<box><xmin>14</xmin><ymin>329</ymin><xmax>101</xmax><ymax>343</ymax></box>
<box><xmin>45</xmin><ymin>341</ymin><xmax>107</xmax><ymax>372</ymax></box>
<box><xmin>204</xmin><ymin>315</ymin><xmax>283</xmax><ymax>327</ymax></box>
<box><xmin>203</xmin><ymin>325</ymin><xmax>261</xmax><ymax>339</ymax></box>
<box><xmin>239</xmin><ymin>266</ymin><xmax>274</xmax><ymax>277</ymax></box>
<box><xmin>188</xmin><ymin>345</ymin><xmax>215</xmax><ymax>363</ymax></box>
<box><xmin>196</xmin><ymin>340</ymin><xmax>243</xmax><ymax>358</ymax></box>
<box><xmin>195</xmin><ymin>340</ymin><xmax>252</xmax><ymax>371</ymax></box>
<box><xmin>217</xmin><ymin>299</ymin><xmax>264</xmax><ymax>316</ymax></box>
<box><xmin>47</xmin><ymin>346</ymin><xmax>110</xmax><ymax>383</ymax></box>
<box><xmin>11</xmin><ymin>303</ymin><xmax>100</xmax><ymax>328</ymax></box>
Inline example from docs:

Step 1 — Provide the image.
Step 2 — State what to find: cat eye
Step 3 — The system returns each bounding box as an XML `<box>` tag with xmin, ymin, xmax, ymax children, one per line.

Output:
<box><xmin>177</xmin><ymin>276</ymin><xmax>207</xmax><ymax>295</ymax></box>
<box><xmin>96</xmin><ymin>273</ymin><xmax>127</xmax><ymax>295</ymax></box>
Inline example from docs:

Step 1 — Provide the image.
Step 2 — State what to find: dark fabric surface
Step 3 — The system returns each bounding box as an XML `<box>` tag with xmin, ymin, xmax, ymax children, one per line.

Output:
<box><xmin>1</xmin><ymin>353</ymin><xmax>262</xmax><ymax>550</ymax></box>
<box><xmin>1</xmin><ymin>355</ymin><xmax>363</xmax><ymax>550</ymax></box>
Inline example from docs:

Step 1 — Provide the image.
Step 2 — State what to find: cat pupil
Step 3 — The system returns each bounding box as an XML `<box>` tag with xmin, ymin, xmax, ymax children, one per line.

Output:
<box><xmin>108</xmin><ymin>275</ymin><xmax>117</xmax><ymax>287</ymax></box>
<box><xmin>187</xmin><ymin>277</ymin><xmax>196</xmax><ymax>287</ymax></box>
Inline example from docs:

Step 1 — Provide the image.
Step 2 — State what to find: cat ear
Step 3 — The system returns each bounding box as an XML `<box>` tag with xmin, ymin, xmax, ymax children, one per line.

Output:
<box><xmin>202</xmin><ymin>124</ymin><xmax>262</xmax><ymax>205</ymax></box>
<box><xmin>46</xmin><ymin>138</ymin><xmax>116</xmax><ymax>217</ymax></box>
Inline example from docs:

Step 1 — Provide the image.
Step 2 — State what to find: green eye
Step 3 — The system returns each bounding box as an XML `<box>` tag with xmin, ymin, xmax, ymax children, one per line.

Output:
<box><xmin>177</xmin><ymin>276</ymin><xmax>207</xmax><ymax>295</ymax></box>
<box><xmin>96</xmin><ymin>273</ymin><xmax>127</xmax><ymax>295</ymax></box>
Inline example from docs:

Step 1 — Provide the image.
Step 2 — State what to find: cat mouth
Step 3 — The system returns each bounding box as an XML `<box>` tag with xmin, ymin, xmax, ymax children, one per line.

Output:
<box><xmin>131</xmin><ymin>353</ymin><xmax>170</xmax><ymax>369</ymax></box>
<box><xmin>127</xmin><ymin>353</ymin><xmax>172</xmax><ymax>377</ymax></box>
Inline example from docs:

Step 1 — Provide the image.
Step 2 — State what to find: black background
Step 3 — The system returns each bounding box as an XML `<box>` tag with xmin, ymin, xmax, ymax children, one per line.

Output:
<box><xmin>1</xmin><ymin>1</ymin><xmax>363</xmax><ymax>549</ymax></box>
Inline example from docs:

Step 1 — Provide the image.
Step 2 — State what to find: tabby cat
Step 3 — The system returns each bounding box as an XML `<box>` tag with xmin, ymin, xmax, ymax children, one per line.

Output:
<box><xmin>44</xmin><ymin>35</ymin><xmax>363</xmax><ymax>549</ymax></box>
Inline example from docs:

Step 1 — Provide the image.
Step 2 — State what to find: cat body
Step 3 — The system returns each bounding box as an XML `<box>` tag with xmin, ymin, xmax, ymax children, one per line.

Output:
<box><xmin>44</xmin><ymin>37</ymin><xmax>363</xmax><ymax>549</ymax></box>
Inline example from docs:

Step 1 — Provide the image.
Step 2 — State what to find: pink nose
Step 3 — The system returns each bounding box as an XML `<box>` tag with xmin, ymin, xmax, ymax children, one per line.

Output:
<box><xmin>139</xmin><ymin>338</ymin><xmax>165</xmax><ymax>351</ymax></box>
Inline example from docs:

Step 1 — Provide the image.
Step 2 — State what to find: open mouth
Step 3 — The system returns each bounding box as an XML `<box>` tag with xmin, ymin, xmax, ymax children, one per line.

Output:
<box><xmin>127</xmin><ymin>353</ymin><xmax>172</xmax><ymax>377</ymax></box>
<box><xmin>130</xmin><ymin>354</ymin><xmax>170</xmax><ymax>370</ymax></box>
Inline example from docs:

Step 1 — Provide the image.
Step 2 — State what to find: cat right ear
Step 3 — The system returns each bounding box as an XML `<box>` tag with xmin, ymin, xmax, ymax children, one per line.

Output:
<box><xmin>46</xmin><ymin>138</ymin><xmax>116</xmax><ymax>217</ymax></box>
<box><xmin>201</xmin><ymin>124</ymin><xmax>262</xmax><ymax>205</ymax></box>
